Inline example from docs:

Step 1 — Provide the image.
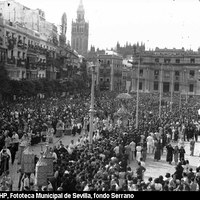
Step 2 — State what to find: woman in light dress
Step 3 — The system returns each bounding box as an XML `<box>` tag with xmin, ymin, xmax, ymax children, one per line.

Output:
<box><xmin>136</xmin><ymin>143</ymin><xmax>142</xmax><ymax>162</ymax></box>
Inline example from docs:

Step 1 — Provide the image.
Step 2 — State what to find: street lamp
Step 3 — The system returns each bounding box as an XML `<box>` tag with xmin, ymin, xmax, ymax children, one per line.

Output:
<box><xmin>135</xmin><ymin>54</ymin><xmax>141</xmax><ymax>129</ymax></box>
<box><xmin>89</xmin><ymin>65</ymin><xmax>95</xmax><ymax>147</ymax></box>
<box><xmin>170</xmin><ymin>66</ymin><xmax>174</xmax><ymax>112</ymax></box>
<box><xmin>184</xmin><ymin>69</ymin><xmax>188</xmax><ymax>103</ymax></box>
<box><xmin>159</xmin><ymin>63</ymin><xmax>163</xmax><ymax>118</ymax></box>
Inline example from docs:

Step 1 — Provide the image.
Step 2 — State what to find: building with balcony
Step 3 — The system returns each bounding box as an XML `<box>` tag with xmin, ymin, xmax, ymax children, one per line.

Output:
<box><xmin>0</xmin><ymin>0</ymin><xmax>60</xmax><ymax>80</ymax></box>
<box><xmin>2</xmin><ymin>19</ymin><xmax>26</xmax><ymax>80</ymax></box>
<box><xmin>0</xmin><ymin>17</ymin><xmax>7</xmax><ymax>66</ymax></box>
<box><xmin>96</xmin><ymin>51</ymin><xmax>123</xmax><ymax>92</ymax></box>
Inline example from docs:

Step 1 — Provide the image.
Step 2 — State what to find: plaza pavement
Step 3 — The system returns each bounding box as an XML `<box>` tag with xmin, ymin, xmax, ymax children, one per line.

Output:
<box><xmin>134</xmin><ymin>137</ymin><xmax>200</xmax><ymax>182</ymax></box>
<box><xmin>7</xmin><ymin>133</ymin><xmax>200</xmax><ymax>191</ymax></box>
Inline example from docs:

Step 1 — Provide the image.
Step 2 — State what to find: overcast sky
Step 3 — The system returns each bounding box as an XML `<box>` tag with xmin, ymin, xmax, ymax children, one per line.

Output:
<box><xmin>15</xmin><ymin>0</ymin><xmax>200</xmax><ymax>51</ymax></box>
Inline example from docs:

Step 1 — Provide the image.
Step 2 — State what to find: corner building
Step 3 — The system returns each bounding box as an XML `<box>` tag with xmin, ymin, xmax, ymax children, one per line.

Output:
<box><xmin>0</xmin><ymin>0</ymin><xmax>59</xmax><ymax>80</ymax></box>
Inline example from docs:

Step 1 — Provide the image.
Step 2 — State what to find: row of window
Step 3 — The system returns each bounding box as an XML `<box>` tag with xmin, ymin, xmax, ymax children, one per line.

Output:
<box><xmin>26</xmin><ymin>73</ymin><xmax>45</xmax><ymax>79</ymax></box>
<box><xmin>152</xmin><ymin>82</ymin><xmax>194</xmax><ymax>92</ymax></box>
<box><xmin>72</xmin><ymin>26</ymin><xmax>85</xmax><ymax>33</ymax></box>
<box><xmin>8</xmin><ymin>50</ymin><xmax>26</xmax><ymax>60</ymax></box>
<box><xmin>99</xmin><ymin>59</ymin><xmax>122</xmax><ymax>66</ymax></box>
<box><xmin>155</xmin><ymin>58</ymin><xmax>195</xmax><ymax>64</ymax></box>
<box><xmin>99</xmin><ymin>77</ymin><xmax>195</xmax><ymax>92</ymax></box>
<box><xmin>137</xmin><ymin>69</ymin><xmax>196</xmax><ymax>78</ymax></box>
<box><xmin>7</xmin><ymin>49</ymin><xmax>46</xmax><ymax>63</ymax></box>
<box><xmin>6</xmin><ymin>31</ymin><xmax>55</xmax><ymax>51</ymax></box>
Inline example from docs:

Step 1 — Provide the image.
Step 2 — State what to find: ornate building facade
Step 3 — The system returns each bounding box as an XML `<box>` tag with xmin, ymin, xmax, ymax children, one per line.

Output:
<box><xmin>0</xmin><ymin>0</ymin><xmax>60</xmax><ymax>80</ymax></box>
<box><xmin>130</xmin><ymin>47</ymin><xmax>200</xmax><ymax>96</ymax></box>
<box><xmin>71</xmin><ymin>0</ymin><xmax>89</xmax><ymax>57</ymax></box>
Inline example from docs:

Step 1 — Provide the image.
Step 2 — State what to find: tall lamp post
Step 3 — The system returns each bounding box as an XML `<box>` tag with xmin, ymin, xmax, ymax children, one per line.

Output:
<box><xmin>129</xmin><ymin>46</ymin><xmax>140</xmax><ymax>129</ymax></box>
<box><xmin>170</xmin><ymin>66</ymin><xmax>174</xmax><ymax>112</ymax></box>
<box><xmin>179</xmin><ymin>69</ymin><xmax>183</xmax><ymax>112</ymax></box>
<box><xmin>159</xmin><ymin>64</ymin><xmax>163</xmax><ymax>118</ymax></box>
<box><xmin>185</xmin><ymin>69</ymin><xmax>188</xmax><ymax>103</ymax></box>
<box><xmin>135</xmin><ymin>54</ymin><xmax>140</xmax><ymax>129</ymax></box>
<box><xmin>89</xmin><ymin>65</ymin><xmax>95</xmax><ymax>147</ymax></box>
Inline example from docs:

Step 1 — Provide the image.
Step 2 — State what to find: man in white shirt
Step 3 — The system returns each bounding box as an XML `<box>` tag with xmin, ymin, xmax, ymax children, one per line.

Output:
<box><xmin>146</xmin><ymin>134</ymin><xmax>154</xmax><ymax>154</ymax></box>
<box><xmin>129</xmin><ymin>140</ymin><xmax>136</xmax><ymax>161</ymax></box>
<box><xmin>68</xmin><ymin>140</ymin><xmax>75</xmax><ymax>152</ymax></box>
<box><xmin>50</xmin><ymin>148</ymin><xmax>57</xmax><ymax>163</ymax></box>
<box><xmin>12</xmin><ymin>132</ymin><xmax>19</xmax><ymax>150</ymax></box>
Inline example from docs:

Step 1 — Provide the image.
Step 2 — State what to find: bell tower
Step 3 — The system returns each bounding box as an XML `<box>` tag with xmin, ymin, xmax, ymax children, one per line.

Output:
<box><xmin>71</xmin><ymin>0</ymin><xmax>89</xmax><ymax>57</ymax></box>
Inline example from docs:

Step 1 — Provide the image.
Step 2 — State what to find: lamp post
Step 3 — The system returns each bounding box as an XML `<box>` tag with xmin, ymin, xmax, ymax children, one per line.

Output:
<box><xmin>89</xmin><ymin>65</ymin><xmax>95</xmax><ymax>147</ymax></box>
<box><xmin>159</xmin><ymin>64</ymin><xmax>163</xmax><ymax>118</ymax></box>
<box><xmin>179</xmin><ymin>69</ymin><xmax>184</xmax><ymax>112</ymax></box>
<box><xmin>135</xmin><ymin>54</ymin><xmax>141</xmax><ymax>129</ymax></box>
<box><xmin>170</xmin><ymin>66</ymin><xmax>174</xmax><ymax>112</ymax></box>
<box><xmin>184</xmin><ymin>69</ymin><xmax>188</xmax><ymax>103</ymax></box>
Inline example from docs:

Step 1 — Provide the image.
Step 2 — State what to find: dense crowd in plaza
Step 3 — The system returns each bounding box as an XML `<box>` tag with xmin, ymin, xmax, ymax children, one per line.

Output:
<box><xmin>0</xmin><ymin>90</ymin><xmax>200</xmax><ymax>191</ymax></box>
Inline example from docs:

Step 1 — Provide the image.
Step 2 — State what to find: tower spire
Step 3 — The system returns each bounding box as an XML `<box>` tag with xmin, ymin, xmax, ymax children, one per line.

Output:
<box><xmin>77</xmin><ymin>0</ymin><xmax>85</xmax><ymax>22</ymax></box>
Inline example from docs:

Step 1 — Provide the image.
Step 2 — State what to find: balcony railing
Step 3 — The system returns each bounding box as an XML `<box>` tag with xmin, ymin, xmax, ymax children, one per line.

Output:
<box><xmin>28</xmin><ymin>44</ymin><xmax>37</xmax><ymax>53</ymax></box>
<box><xmin>6</xmin><ymin>37</ymin><xmax>17</xmax><ymax>50</ymax></box>
<box><xmin>26</xmin><ymin>63</ymin><xmax>37</xmax><ymax>70</ymax></box>
<box><xmin>28</xmin><ymin>44</ymin><xmax>49</xmax><ymax>55</ymax></box>
<box><xmin>17</xmin><ymin>59</ymin><xmax>26</xmax><ymax>67</ymax></box>
<box><xmin>17</xmin><ymin>41</ymin><xmax>28</xmax><ymax>50</ymax></box>
<box><xmin>38</xmin><ymin>46</ymin><xmax>47</xmax><ymax>55</ymax></box>
<box><xmin>36</xmin><ymin>61</ymin><xmax>46</xmax><ymax>69</ymax></box>
<box><xmin>7</xmin><ymin>57</ymin><xmax>16</xmax><ymax>65</ymax></box>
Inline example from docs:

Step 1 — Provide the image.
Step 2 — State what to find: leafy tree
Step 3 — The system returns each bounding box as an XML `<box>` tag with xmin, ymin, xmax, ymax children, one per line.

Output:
<box><xmin>9</xmin><ymin>80</ymin><xmax>21</xmax><ymax>96</ymax></box>
<box><xmin>32</xmin><ymin>79</ymin><xmax>44</xmax><ymax>94</ymax></box>
<box><xmin>40</xmin><ymin>78</ymin><xmax>53</xmax><ymax>95</ymax></box>
<box><xmin>0</xmin><ymin>64</ymin><xmax>10</xmax><ymax>99</ymax></box>
<box><xmin>20</xmin><ymin>80</ymin><xmax>35</xmax><ymax>96</ymax></box>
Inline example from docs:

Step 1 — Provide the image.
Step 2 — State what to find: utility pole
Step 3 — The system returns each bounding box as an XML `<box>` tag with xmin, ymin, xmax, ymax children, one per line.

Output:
<box><xmin>179</xmin><ymin>89</ymin><xmax>182</xmax><ymax>112</ymax></box>
<box><xmin>170</xmin><ymin>67</ymin><xmax>174</xmax><ymax>112</ymax></box>
<box><xmin>159</xmin><ymin>64</ymin><xmax>163</xmax><ymax>118</ymax></box>
<box><xmin>135</xmin><ymin>54</ymin><xmax>140</xmax><ymax>129</ymax></box>
<box><xmin>89</xmin><ymin>65</ymin><xmax>95</xmax><ymax>148</ymax></box>
<box><xmin>179</xmin><ymin>69</ymin><xmax>183</xmax><ymax>112</ymax></box>
<box><xmin>185</xmin><ymin>69</ymin><xmax>188</xmax><ymax>104</ymax></box>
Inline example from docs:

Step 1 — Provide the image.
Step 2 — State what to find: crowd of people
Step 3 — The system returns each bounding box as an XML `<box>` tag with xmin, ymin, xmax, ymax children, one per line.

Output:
<box><xmin>0</xmin><ymin>90</ymin><xmax>200</xmax><ymax>191</ymax></box>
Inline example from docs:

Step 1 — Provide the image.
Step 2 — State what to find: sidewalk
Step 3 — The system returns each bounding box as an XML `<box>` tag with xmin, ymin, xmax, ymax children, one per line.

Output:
<box><xmin>130</xmin><ymin>138</ymin><xmax>200</xmax><ymax>181</ymax></box>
